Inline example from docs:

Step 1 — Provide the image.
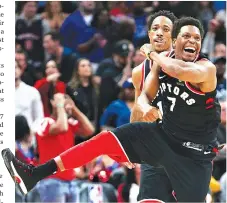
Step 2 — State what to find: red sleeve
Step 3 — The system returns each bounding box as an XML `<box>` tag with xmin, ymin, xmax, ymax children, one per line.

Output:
<box><xmin>36</xmin><ymin>117</ymin><xmax>55</xmax><ymax>138</ymax></box>
<box><xmin>68</xmin><ymin>118</ymin><xmax>80</xmax><ymax>133</ymax></box>
<box><xmin>34</xmin><ymin>78</ymin><xmax>48</xmax><ymax>89</ymax></box>
<box><xmin>55</xmin><ymin>81</ymin><xmax>66</xmax><ymax>93</ymax></box>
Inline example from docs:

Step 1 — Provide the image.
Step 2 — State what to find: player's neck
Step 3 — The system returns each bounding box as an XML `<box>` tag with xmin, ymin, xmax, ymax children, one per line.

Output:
<box><xmin>80</xmin><ymin>77</ymin><xmax>90</xmax><ymax>87</ymax></box>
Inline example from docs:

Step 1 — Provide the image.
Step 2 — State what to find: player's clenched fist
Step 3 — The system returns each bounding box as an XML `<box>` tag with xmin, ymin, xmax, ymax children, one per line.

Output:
<box><xmin>140</xmin><ymin>43</ymin><xmax>154</xmax><ymax>58</ymax></box>
<box><xmin>142</xmin><ymin>103</ymin><xmax>162</xmax><ymax>122</ymax></box>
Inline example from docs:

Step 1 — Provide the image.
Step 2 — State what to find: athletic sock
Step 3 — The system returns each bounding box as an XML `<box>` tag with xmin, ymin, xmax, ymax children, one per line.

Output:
<box><xmin>32</xmin><ymin>159</ymin><xmax>57</xmax><ymax>180</ymax></box>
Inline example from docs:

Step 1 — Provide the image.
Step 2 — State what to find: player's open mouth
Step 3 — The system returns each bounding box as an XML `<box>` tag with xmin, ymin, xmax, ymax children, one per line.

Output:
<box><xmin>183</xmin><ymin>47</ymin><xmax>196</xmax><ymax>54</ymax></box>
<box><xmin>154</xmin><ymin>38</ymin><xmax>164</xmax><ymax>44</ymax></box>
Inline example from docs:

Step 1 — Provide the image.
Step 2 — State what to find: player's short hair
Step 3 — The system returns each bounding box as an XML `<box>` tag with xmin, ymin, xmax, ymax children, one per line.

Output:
<box><xmin>172</xmin><ymin>17</ymin><xmax>205</xmax><ymax>39</ymax></box>
<box><xmin>147</xmin><ymin>10</ymin><xmax>177</xmax><ymax>30</ymax></box>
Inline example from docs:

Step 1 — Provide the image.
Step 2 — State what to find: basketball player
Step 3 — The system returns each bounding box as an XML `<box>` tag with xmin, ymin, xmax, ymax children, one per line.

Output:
<box><xmin>2</xmin><ymin>17</ymin><xmax>221</xmax><ymax>202</ymax></box>
<box><xmin>130</xmin><ymin>10</ymin><xmax>177</xmax><ymax>202</ymax></box>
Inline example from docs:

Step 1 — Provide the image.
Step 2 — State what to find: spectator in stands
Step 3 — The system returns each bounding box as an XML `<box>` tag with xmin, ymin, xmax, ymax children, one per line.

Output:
<box><xmin>41</xmin><ymin>1</ymin><xmax>69</xmax><ymax>32</ymax></box>
<box><xmin>15</xmin><ymin>115</ymin><xmax>36</xmax><ymax>165</ymax></box>
<box><xmin>91</xmin><ymin>9</ymin><xmax>119</xmax><ymax>59</ymax></box>
<box><xmin>16</xmin><ymin>1</ymin><xmax>50</xmax><ymax>71</ymax></box>
<box><xmin>15</xmin><ymin>50</ymin><xmax>36</xmax><ymax>86</ymax></box>
<box><xmin>43</xmin><ymin>31</ymin><xmax>78</xmax><ymax>83</ymax></box>
<box><xmin>34</xmin><ymin>60</ymin><xmax>65</xmax><ymax>117</ymax></box>
<box><xmin>67</xmin><ymin>58</ymin><xmax>98</xmax><ymax>124</ymax></box>
<box><xmin>213</xmin><ymin>42</ymin><xmax>226</xmax><ymax>59</ymax></box>
<box><xmin>202</xmin><ymin>16</ymin><xmax>226</xmax><ymax>59</ymax></box>
<box><xmin>197</xmin><ymin>2</ymin><xmax>214</xmax><ymax>33</ymax></box>
<box><xmin>60</xmin><ymin>2</ymin><xmax>104</xmax><ymax>65</ymax></box>
<box><xmin>100</xmin><ymin>78</ymin><xmax>135</xmax><ymax>131</ymax></box>
<box><xmin>95</xmin><ymin>40</ymin><xmax>134</xmax><ymax>127</ymax></box>
<box><xmin>213</xmin><ymin>100</ymin><xmax>226</xmax><ymax>180</ymax></box>
<box><xmin>94</xmin><ymin>40</ymin><xmax>133</xmax><ymax>86</ymax></box>
<box><xmin>214</xmin><ymin>56</ymin><xmax>226</xmax><ymax>100</ymax></box>
<box><xmin>33</xmin><ymin>93</ymin><xmax>94</xmax><ymax>202</ymax></box>
<box><xmin>15</xmin><ymin>61</ymin><xmax>44</xmax><ymax>131</ymax></box>
<box><xmin>130</xmin><ymin>2</ymin><xmax>148</xmax><ymax>47</ymax></box>
<box><xmin>118</xmin><ymin>164</ymin><xmax>141</xmax><ymax>202</ymax></box>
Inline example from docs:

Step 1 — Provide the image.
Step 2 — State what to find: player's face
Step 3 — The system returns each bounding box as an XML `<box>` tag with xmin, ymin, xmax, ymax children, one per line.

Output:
<box><xmin>148</xmin><ymin>16</ymin><xmax>173</xmax><ymax>52</ymax></box>
<box><xmin>175</xmin><ymin>25</ymin><xmax>202</xmax><ymax>62</ymax></box>
<box><xmin>77</xmin><ymin>59</ymin><xmax>92</xmax><ymax>77</ymax></box>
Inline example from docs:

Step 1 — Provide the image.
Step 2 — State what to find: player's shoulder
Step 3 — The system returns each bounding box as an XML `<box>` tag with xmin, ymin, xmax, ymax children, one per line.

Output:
<box><xmin>196</xmin><ymin>55</ymin><xmax>215</xmax><ymax>69</ymax></box>
<box><xmin>132</xmin><ymin>61</ymin><xmax>145</xmax><ymax>88</ymax></box>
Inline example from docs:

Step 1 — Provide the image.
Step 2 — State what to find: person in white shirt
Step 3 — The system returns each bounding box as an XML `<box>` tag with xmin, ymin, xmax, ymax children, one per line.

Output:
<box><xmin>15</xmin><ymin>61</ymin><xmax>44</xmax><ymax>130</ymax></box>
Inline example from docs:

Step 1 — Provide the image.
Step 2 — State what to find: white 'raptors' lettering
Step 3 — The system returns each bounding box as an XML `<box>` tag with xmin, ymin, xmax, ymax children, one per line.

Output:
<box><xmin>160</xmin><ymin>82</ymin><xmax>196</xmax><ymax>107</ymax></box>
<box><xmin>186</xmin><ymin>99</ymin><xmax>196</xmax><ymax>105</ymax></box>
<box><xmin>161</xmin><ymin>83</ymin><xmax>166</xmax><ymax>92</ymax></box>
<box><xmin>173</xmin><ymin>87</ymin><xmax>180</xmax><ymax>95</ymax></box>
<box><xmin>167</xmin><ymin>84</ymin><xmax>172</xmax><ymax>92</ymax></box>
<box><xmin>180</xmin><ymin>92</ymin><xmax>189</xmax><ymax>100</ymax></box>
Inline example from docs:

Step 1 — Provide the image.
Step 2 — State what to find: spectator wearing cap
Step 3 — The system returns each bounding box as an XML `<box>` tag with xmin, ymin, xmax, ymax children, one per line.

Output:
<box><xmin>95</xmin><ymin>40</ymin><xmax>134</xmax><ymax>130</ymax></box>
<box><xmin>214</xmin><ymin>56</ymin><xmax>226</xmax><ymax>100</ymax></box>
<box><xmin>99</xmin><ymin>78</ymin><xmax>135</xmax><ymax>131</ymax></box>
<box><xmin>94</xmin><ymin>39</ymin><xmax>134</xmax><ymax>86</ymax></box>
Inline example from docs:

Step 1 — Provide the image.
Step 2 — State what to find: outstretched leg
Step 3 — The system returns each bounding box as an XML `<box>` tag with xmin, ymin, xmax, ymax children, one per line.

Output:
<box><xmin>2</xmin><ymin>122</ymin><xmax>164</xmax><ymax>195</ymax></box>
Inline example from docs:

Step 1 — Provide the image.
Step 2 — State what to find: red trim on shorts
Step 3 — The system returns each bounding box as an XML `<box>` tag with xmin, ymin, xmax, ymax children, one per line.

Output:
<box><xmin>185</xmin><ymin>82</ymin><xmax>205</xmax><ymax>95</ymax></box>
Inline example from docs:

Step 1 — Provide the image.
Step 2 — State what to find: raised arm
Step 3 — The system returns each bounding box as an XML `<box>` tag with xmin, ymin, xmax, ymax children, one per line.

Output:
<box><xmin>148</xmin><ymin>52</ymin><xmax>216</xmax><ymax>89</ymax></box>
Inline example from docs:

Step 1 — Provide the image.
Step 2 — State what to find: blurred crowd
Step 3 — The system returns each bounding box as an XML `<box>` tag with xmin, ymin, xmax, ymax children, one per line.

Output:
<box><xmin>15</xmin><ymin>1</ymin><xmax>226</xmax><ymax>203</ymax></box>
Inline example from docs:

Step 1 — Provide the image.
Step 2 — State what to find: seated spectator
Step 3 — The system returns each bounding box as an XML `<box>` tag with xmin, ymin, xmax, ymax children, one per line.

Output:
<box><xmin>213</xmin><ymin>42</ymin><xmax>226</xmax><ymax>59</ymax></box>
<box><xmin>214</xmin><ymin>56</ymin><xmax>226</xmax><ymax>100</ymax></box>
<box><xmin>33</xmin><ymin>93</ymin><xmax>94</xmax><ymax>202</ymax></box>
<box><xmin>15</xmin><ymin>50</ymin><xmax>36</xmax><ymax>86</ymax></box>
<box><xmin>41</xmin><ymin>1</ymin><xmax>69</xmax><ymax>32</ymax></box>
<box><xmin>213</xmin><ymin>100</ymin><xmax>226</xmax><ymax>180</ymax></box>
<box><xmin>16</xmin><ymin>1</ymin><xmax>50</xmax><ymax>71</ymax></box>
<box><xmin>43</xmin><ymin>31</ymin><xmax>78</xmax><ymax>83</ymax></box>
<box><xmin>15</xmin><ymin>115</ymin><xmax>36</xmax><ymax>165</ymax></box>
<box><xmin>95</xmin><ymin>40</ymin><xmax>134</xmax><ymax>129</ymax></box>
<box><xmin>91</xmin><ymin>9</ymin><xmax>120</xmax><ymax>59</ymax></box>
<box><xmin>100</xmin><ymin>78</ymin><xmax>135</xmax><ymax>131</ymax></box>
<box><xmin>130</xmin><ymin>1</ymin><xmax>149</xmax><ymax>47</ymax></box>
<box><xmin>60</xmin><ymin>2</ymin><xmax>104</xmax><ymax>65</ymax></box>
<box><xmin>34</xmin><ymin>60</ymin><xmax>65</xmax><ymax>117</ymax></box>
<box><xmin>67</xmin><ymin>58</ymin><xmax>98</xmax><ymax>124</ymax></box>
<box><xmin>15</xmin><ymin>61</ymin><xmax>44</xmax><ymax>130</ymax></box>
<box><xmin>117</xmin><ymin>164</ymin><xmax>141</xmax><ymax>203</ymax></box>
